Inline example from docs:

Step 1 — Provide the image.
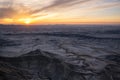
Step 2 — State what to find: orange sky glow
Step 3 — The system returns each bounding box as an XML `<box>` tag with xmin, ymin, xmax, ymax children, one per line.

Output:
<box><xmin>0</xmin><ymin>0</ymin><xmax>120</xmax><ymax>25</ymax></box>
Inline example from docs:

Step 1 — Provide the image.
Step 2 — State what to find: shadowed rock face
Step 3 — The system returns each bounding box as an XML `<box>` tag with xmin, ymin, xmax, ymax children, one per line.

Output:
<box><xmin>0</xmin><ymin>49</ymin><xmax>120</xmax><ymax>80</ymax></box>
<box><xmin>0</xmin><ymin>62</ymin><xmax>32</xmax><ymax>80</ymax></box>
<box><xmin>0</xmin><ymin>37</ymin><xmax>20</xmax><ymax>47</ymax></box>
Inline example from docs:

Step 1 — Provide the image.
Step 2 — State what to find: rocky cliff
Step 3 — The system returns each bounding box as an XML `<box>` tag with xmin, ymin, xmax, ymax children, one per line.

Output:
<box><xmin>0</xmin><ymin>49</ymin><xmax>120</xmax><ymax>80</ymax></box>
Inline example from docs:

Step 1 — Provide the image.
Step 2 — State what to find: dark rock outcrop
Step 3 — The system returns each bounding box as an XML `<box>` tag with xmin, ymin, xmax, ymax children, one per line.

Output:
<box><xmin>0</xmin><ymin>49</ymin><xmax>120</xmax><ymax>80</ymax></box>
<box><xmin>0</xmin><ymin>62</ymin><xmax>32</xmax><ymax>80</ymax></box>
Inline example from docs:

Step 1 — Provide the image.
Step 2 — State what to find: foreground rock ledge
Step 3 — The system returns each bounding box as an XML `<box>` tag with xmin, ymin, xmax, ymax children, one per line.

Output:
<box><xmin>0</xmin><ymin>49</ymin><xmax>120</xmax><ymax>80</ymax></box>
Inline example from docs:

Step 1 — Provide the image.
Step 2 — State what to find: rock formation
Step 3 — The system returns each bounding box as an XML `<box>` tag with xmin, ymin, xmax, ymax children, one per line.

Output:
<box><xmin>0</xmin><ymin>49</ymin><xmax>120</xmax><ymax>80</ymax></box>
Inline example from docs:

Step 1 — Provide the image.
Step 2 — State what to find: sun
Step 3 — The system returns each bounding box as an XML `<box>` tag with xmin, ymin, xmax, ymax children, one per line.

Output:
<box><xmin>18</xmin><ymin>18</ymin><xmax>33</xmax><ymax>25</ymax></box>
<box><xmin>24</xmin><ymin>18</ymin><xmax>32</xmax><ymax>24</ymax></box>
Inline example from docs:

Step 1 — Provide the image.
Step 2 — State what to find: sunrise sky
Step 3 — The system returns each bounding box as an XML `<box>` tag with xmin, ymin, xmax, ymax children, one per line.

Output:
<box><xmin>0</xmin><ymin>0</ymin><xmax>120</xmax><ymax>25</ymax></box>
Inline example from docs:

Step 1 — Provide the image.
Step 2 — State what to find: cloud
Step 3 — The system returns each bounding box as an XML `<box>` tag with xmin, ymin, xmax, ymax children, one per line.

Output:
<box><xmin>0</xmin><ymin>6</ymin><xmax>30</xmax><ymax>19</ymax></box>
<box><xmin>0</xmin><ymin>7</ymin><xmax>16</xmax><ymax>18</ymax></box>
<box><xmin>0</xmin><ymin>0</ymin><xmax>17</xmax><ymax>18</ymax></box>
<box><xmin>92</xmin><ymin>2</ymin><xmax>120</xmax><ymax>10</ymax></box>
<box><xmin>31</xmin><ymin>0</ymin><xmax>92</xmax><ymax>14</ymax></box>
<box><xmin>0</xmin><ymin>0</ymin><xmax>120</xmax><ymax>22</ymax></box>
<box><xmin>0</xmin><ymin>0</ymin><xmax>13</xmax><ymax>6</ymax></box>
<box><xmin>0</xmin><ymin>0</ymin><xmax>31</xmax><ymax>19</ymax></box>
<box><xmin>0</xmin><ymin>0</ymin><xmax>15</xmax><ymax>18</ymax></box>
<box><xmin>30</xmin><ymin>0</ymin><xmax>120</xmax><ymax>15</ymax></box>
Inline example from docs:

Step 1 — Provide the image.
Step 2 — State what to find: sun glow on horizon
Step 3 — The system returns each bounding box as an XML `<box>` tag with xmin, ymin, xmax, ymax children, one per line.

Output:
<box><xmin>24</xmin><ymin>18</ymin><xmax>32</xmax><ymax>24</ymax></box>
<box><xmin>0</xmin><ymin>0</ymin><xmax>120</xmax><ymax>25</ymax></box>
<box><xmin>17</xmin><ymin>18</ymin><xmax>33</xmax><ymax>25</ymax></box>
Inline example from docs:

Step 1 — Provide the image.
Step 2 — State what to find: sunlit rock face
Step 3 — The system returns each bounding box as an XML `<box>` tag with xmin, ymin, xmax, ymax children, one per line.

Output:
<box><xmin>0</xmin><ymin>49</ymin><xmax>120</xmax><ymax>80</ymax></box>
